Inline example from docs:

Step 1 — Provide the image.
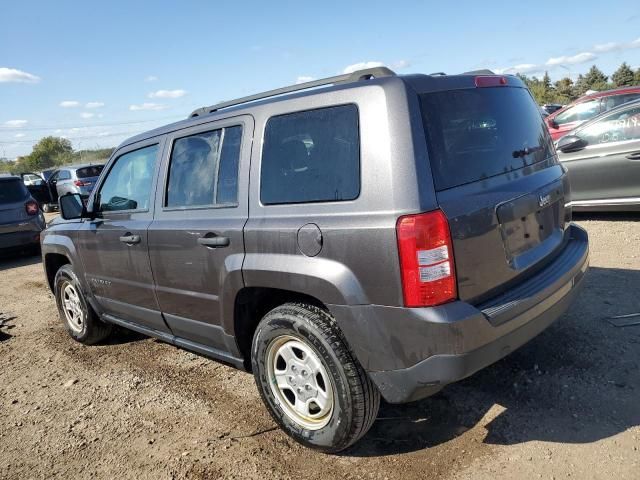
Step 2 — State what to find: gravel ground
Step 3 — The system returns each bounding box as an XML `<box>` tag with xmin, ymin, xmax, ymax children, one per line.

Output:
<box><xmin>1</xmin><ymin>213</ymin><xmax>639</xmax><ymax>479</ymax></box>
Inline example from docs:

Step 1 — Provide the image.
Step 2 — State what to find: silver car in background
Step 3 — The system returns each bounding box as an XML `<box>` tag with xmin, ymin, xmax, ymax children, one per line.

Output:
<box><xmin>557</xmin><ymin>99</ymin><xmax>640</xmax><ymax>211</ymax></box>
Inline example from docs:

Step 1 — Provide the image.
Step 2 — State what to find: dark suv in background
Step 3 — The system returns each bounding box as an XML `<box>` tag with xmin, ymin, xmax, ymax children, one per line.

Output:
<box><xmin>0</xmin><ymin>176</ymin><xmax>46</xmax><ymax>253</ymax></box>
<box><xmin>42</xmin><ymin>68</ymin><xmax>589</xmax><ymax>452</ymax></box>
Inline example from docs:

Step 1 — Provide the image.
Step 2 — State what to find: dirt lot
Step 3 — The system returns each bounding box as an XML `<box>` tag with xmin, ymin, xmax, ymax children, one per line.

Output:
<box><xmin>1</xmin><ymin>213</ymin><xmax>639</xmax><ymax>480</ymax></box>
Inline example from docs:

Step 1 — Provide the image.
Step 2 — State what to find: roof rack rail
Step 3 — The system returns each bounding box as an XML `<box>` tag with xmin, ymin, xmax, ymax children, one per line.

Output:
<box><xmin>461</xmin><ymin>69</ymin><xmax>496</xmax><ymax>75</ymax></box>
<box><xmin>189</xmin><ymin>67</ymin><xmax>396</xmax><ymax>118</ymax></box>
<box><xmin>429</xmin><ymin>72</ymin><xmax>447</xmax><ymax>76</ymax></box>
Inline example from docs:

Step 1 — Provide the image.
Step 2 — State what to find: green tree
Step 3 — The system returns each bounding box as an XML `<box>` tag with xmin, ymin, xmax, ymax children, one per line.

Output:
<box><xmin>611</xmin><ymin>62</ymin><xmax>635</xmax><ymax>87</ymax></box>
<box><xmin>635</xmin><ymin>67</ymin><xmax>640</xmax><ymax>85</ymax></box>
<box><xmin>24</xmin><ymin>136</ymin><xmax>73</xmax><ymax>171</ymax></box>
<box><xmin>573</xmin><ymin>74</ymin><xmax>589</xmax><ymax>97</ymax></box>
<box><xmin>554</xmin><ymin>77</ymin><xmax>574</xmax><ymax>103</ymax></box>
<box><xmin>583</xmin><ymin>65</ymin><xmax>609</xmax><ymax>91</ymax></box>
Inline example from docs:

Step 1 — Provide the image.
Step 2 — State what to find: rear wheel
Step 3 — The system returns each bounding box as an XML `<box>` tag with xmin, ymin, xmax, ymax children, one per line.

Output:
<box><xmin>252</xmin><ymin>303</ymin><xmax>380</xmax><ymax>452</ymax></box>
<box><xmin>54</xmin><ymin>264</ymin><xmax>112</xmax><ymax>344</ymax></box>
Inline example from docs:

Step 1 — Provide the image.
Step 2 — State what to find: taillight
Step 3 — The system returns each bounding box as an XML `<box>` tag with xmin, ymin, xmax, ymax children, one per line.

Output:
<box><xmin>475</xmin><ymin>76</ymin><xmax>508</xmax><ymax>87</ymax></box>
<box><xmin>396</xmin><ymin>210</ymin><xmax>457</xmax><ymax>307</ymax></box>
<box><xmin>74</xmin><ymin>180</ymin><xmax>87</xmax><ymax>187</ymax></box>
<box><xmin>25</xmin><ymin>200</ymin><xmax>39</xmax><ymax>216</ymax></box>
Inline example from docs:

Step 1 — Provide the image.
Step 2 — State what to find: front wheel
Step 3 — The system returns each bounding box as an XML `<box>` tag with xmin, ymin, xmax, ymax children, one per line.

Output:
<box><xmin>252</xmin><ymin>303</ymin><xmax>380</xmax><ymax>452</ymax></box>
<box><xmin>54</xmin><ymin>264</ymin><xmax>112</xmax><ymax>344</ymax></box>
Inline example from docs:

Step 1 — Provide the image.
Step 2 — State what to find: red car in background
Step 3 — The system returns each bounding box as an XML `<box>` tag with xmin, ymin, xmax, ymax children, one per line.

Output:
<box><xmin>546</xmin><ymin>86</ymin><xmax>640</xmax><ymax>140</ymax></box>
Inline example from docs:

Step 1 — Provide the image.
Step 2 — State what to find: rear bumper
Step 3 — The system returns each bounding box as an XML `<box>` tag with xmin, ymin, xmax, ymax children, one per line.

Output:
<box><xmin>0</xmin><ymin>216</ymin><xmax>45</xmax><ymax>249</ymax></box>
<box><xmin>329</xmin><ymin>224</ymin><xmax>589</xmax><ymax>403</ymax></box>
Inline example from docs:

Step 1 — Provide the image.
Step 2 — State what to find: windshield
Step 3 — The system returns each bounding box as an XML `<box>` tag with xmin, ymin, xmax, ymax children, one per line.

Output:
<box><xmin>420</xmin><ymin>87</ymin><xmax>555</xmax><ymax>191</ymax></box>
<box><xmin>76</xmin><ymin>165</ymin><xmax>104</xmax><ymax>179</ymax></box>
<box><xmin>0</xmin><ymin>179</ymin><xmax>29</xmax><ymax>204</ymax></box>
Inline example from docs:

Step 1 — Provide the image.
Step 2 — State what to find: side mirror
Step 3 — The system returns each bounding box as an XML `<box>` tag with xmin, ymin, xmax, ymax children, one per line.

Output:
<box><xmin>557</xmin><ymin>135</ymin><xmax>587</xmax><ymax>153</ymax></box>
<box><xmin>59</xmin><ymin>193</ymin><xmax>86</xmax><ymax>220</ymax></box>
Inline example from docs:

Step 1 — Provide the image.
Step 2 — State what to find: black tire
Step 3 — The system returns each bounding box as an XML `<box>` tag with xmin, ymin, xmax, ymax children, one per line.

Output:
<box><xmin>252</xmin><ymin>303</ymin><xmax>380</xmax><ymax>452</ymax></box>
<box><xmin>54</xmin><ymin>264</ymin><xmax>112</xmax><ymax>345</ymax></box>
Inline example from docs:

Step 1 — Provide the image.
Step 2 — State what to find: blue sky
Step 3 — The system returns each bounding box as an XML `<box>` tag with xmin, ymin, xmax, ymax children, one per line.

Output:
<box><xmin>1</xmin><ymin>0</ymin><xmax>639</xmax><ymax>159</ymax></box>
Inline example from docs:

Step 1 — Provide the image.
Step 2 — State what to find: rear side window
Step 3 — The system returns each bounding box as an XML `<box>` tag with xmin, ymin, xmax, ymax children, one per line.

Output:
<box><xmin>260</xmin><ymin>104</ymin><xmax>360</xmax><ymax>205</ymax></box>
<box><xmin>57</xmin><ymin>170</ymin><xmax>71</xmax><ymax>180</ymax></box>
<box><xmin>165</xmin><ymin>125</ymin><xmax>242</xmax><ymax>208</ymax></box>
<box><xmin>76</xmin><ymin>165</ymin><xmax>104</xmax><ymax>179</ymax></box>
<box><xmin>0</xmin><ymin>179</ymin><xmax>28</xmax><ymax>204</ymax></box>
<box><xmin>420</xmin><ymin>87</ymin><xmax>555</xmax><ymax>191</ymax></box>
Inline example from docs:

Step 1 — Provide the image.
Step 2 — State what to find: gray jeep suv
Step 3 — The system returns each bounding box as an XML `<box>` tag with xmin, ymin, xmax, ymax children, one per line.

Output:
<box><xmin>42</xmin><ymin>67</ymin><xmax>589</xmax><ymax>452</ymax></box>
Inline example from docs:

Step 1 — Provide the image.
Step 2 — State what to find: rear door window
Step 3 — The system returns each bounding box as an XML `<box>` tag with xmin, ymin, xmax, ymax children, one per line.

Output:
<box><xmin>420</xmin><ymin>87</ymin><xmax>555</xmax><ymax>191</ymax></box>
<box><xmin>76</xmin><ymin>165</ymin><xmax>104</xmax><ymax>179</ymax></box>
<box><xmin>0</xmin><ymin>179</ymin><xmax>28</xmax><ymax>203</ymax></box>
<box><xmin>260</xmin><ymin>104</ymin><xmax>360</xmax><ymax>205</ymax></box>
<box><xmin>165</xmin><ymin>125</ymin><xmax>242</xmax><ymax>208</ymax></box>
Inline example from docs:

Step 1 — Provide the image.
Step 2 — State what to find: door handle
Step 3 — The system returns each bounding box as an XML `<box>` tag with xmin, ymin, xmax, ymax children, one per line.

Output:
<box><xmin>119</xmin><ymin>234</ymin><xmax>141</xmax><ymax>245</ymax></box>
<box><xmin>626</xmin><ymin>152</ymin><xmax>640</xmax><ymax>161</ymax></box>
<box><xmin>197</xmin><ymin>235</ymin><xmax>230</xmax><ymax>248</ymax></box>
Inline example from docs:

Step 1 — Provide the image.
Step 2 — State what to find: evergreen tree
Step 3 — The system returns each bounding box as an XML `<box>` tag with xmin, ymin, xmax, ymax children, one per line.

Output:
<box><xmin>583</xmin><ymin>65</ymin><xmax>609</xmax><ymax>91</ymax></box>
<box><xmin>554</xmin><ymin>77</ymin><xmax>574</xmax><ymax>103</ymax></box>
<box><xmin>611</xmin><ymin>62</ymin><xmax>635</xmax><ymax>87</ymax></box>
<box><xmin>573</xmin><ymin>74</ymin><xmax>589</xmax><ymax>97</ymax></box>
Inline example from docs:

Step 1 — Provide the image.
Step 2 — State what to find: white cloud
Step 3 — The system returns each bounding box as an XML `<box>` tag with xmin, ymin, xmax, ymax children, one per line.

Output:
<box><xmin>495</xmin><ymin>63</ymin><xmax>542</xmax><ymax>75</ymax></box>
<box><xmin>0</xmin><ymin>67</ymin><xmax>40</xmax><ymax>83</ymax></box>
<box><xmin>4</xmin><ymin>119</ymin><xmax>28</xmax><ymax>128</ymax></box>
<box><xmin>80</xmin><ymin>112</ymin><xmax>95</xmax><ymax>119</ymax></box>
<box><xmin>59</xmin><ymin>100</ymin><xmax>80</xmax><ymax>108</ymax></box>
<box><xmin>145</xmin><ymin>75</ymin><xmax>158</xmax><ymax>82</ymax></box>
<box><xmin>546</xmin><ymin>52</ymin><xmax>597</xmax><ymax>66</ymax></box>
<box><xmin>129</xmin><ymin>102</ymin><xmax>168</xmax><ymax>111</ymax></box>
<box><xmin>342</xmin><ymin>61</ymin><xmax>385</xmax><ymax>74</ymax></box>
<box><xmin>148</xmin><ymin>89</ymin><xmax>187</xmax><ymax>99</ymax></box>
<box><xmin>593</xmin><ymin>37</ymin><xmax>640</xmax><ymax>53</ymax></box>
<box><xmin>14</xmin><ymin>133</ymin><xmax>25</xmax><ymax>138</ymax></box>
<box><xmin>296</xmin><ymin>76</ymin><xmax>315</xmax><ymax>84</ymax></box>
<box><xmin>392</xmin><ymin>60</ymin><xmax>411</xmax><ymax>70</ymax></box>
<box><xmin>85</xmin><ymin>101</ymin><xmax>104</xmax><ymax>108</ymax></box>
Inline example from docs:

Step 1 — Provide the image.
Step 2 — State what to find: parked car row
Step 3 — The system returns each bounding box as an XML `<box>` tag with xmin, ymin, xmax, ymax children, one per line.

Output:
<box><xmin>18</xmin><ymin>163</ymin><xmax>104</xmax><ymax>212</ymax></box>
<box><xmin>545</xmin><ymin>86</ymin><xmax>640</xmax><ymax>140</ymax></box>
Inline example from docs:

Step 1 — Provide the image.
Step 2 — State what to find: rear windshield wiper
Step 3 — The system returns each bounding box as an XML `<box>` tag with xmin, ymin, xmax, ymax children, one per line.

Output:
<box><xmin>512</xmin><ymin>145</ymin><xmax>543</xmax><ymax>158</ymax></box>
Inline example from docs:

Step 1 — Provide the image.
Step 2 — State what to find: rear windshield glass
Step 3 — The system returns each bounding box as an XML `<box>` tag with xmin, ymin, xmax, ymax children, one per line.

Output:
<box><xmin>420</xmin><ymin>87</ymin><xmax>554</xmax><ymax>191</ymax></box>
<box><xmin>76</xmin><ymin>165</ymin><xmax>104</xmax><ymax>179</ymax></box>
<box><xmin>0</xmin><ymin>179</ymin><xmax>28</xmax><ymax>203</ymax></box>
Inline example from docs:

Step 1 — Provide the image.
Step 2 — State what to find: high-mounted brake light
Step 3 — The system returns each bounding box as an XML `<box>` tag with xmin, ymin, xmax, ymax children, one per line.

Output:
<box><xmin>25</xmin><ymin>200</ymin><xmax>39</xmax><ymax>216</ymax></box>
<box><xmin>396</xmin><ymin>210</ymin><xmax>457</xmax><ymax>307</ymax></box>
<box><xmin>475</xmin><ymin>76</ymin><xmax>508</xmax><ymax>87</ymax></box>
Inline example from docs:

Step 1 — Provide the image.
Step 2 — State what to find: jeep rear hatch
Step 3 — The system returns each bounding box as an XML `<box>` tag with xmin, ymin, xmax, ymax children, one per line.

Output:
<box><xmin>418</xmin><ymin>79</ymin><xmax>570</xmax><ymax>304</ymax></box>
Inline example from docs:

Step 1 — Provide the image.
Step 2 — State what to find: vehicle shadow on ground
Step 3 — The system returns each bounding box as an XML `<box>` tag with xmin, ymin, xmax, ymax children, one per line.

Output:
<box><xmin>0</xmin><ymin>313</ymin><xmax>17</xmax><ymax>342</ymax></box>
<box><xmin>573</xmin><ymin>211</ymin><xmax>640</xmax><ymax>222</ymax></box>
<box><xmin>0</xmin><ymin>251</ymin><xmax>41</xmax><ymax>271</ymax></box>
<box><xmin>345</xmin><ymin>266</ymin><xmax>640</xmax><ymax>457</ymax></box>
